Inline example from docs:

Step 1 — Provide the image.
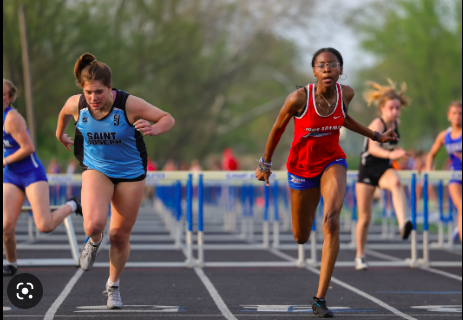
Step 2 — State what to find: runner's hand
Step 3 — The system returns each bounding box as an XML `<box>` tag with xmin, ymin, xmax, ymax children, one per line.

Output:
<box><xmin>134</xmin><ymin>119</ymin><xmax>156</xmax><ymax>136</ymax></box>
<box><xmin>378</xmin><ymin>128</ymin><xmax>399</xmax><ymax>143</ymax></box>
<box><xmin>255</xmin><ymin>168</ymin><xmax>272</xmax><ymax>186</ymax></box>
<box><xmin>58</xmin><ymin>134</ymin><xmax>74</xmax><ymax>152</ymax></box>
<box><xmin>389</xmin><ymin>148</ymin><xmax>406</xmax><ymax>160</ymax></box>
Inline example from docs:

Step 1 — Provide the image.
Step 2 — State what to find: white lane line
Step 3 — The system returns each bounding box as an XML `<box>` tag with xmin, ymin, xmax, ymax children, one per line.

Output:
<box><xmin>180</xmin><ymin>245</ymin><xmax>237</xmax><ymax>320</ymax></box>
<box><xmin>364</xmin><ymin>248</ymin><xmax>402</xmax><ymax>261</ymax></box>
<box><xmin>306</xmin><ymin>264</ymin><xmax>418</xmax><ymax>320</ymax></box>
<box><xmin>270</xmin><ymin>249</ymin><xmax>418</xmax><ymax>320</ymax></box>
<box><xmin>420</xmin><ymin>267</ymin><xmax>462</xmax><ymax>281</ymax></box>
<box><xmin>193</xmin><ymin>267</ymin><xmax>238</xmax><ymax>320</ymax></box>
<box><xmin>366</xmin><ymin>249</ymin><xmax>462</xmax><ymax>281</ymax></box>
<box><xmin>44</xmin><ymin>268</ymin><xmax>84</xmax><ymax>320</ymax></box>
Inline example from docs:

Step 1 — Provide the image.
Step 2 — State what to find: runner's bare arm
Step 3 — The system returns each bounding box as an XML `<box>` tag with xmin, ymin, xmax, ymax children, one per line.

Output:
<box><xmin>425</xmin><ymin>130</ymin><xmax>447</xmax><ymax>171</ymax></box>
<box><xmin>56</xmin><ymin>95</ymin><xmax>80</xmax><ymax>152</ymax></box>
<box><xmin>126</xmin><ymin>95</ymin><xmax>175</xmax><ymax>136</ymax></box>
<box><xmin>262</xmin><ymin>89</ymin><xmax>306</xmax><ymax>163</ymax></box>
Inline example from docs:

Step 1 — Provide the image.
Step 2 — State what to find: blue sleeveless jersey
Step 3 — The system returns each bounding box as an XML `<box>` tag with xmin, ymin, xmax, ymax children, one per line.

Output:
<box><xmin>74</xmin><ymin>89</ymin><xmax>147</xmax><ymax>179</ymax></box>
<box><xmin>444</xmin><ymin>128</ymin><xmax>462</xmax><ymax>171</ymax></box>
<box><xmin>3</xmin><ymin>106</ymin><xmax>43</xmax><ymax>173</ymax></box>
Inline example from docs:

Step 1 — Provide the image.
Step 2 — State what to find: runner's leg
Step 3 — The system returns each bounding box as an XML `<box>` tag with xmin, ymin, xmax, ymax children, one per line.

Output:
<box><xmin>25</xmin><ymin>181</ymin><xmax>73</xmax><ymax>233</ymax></box>
<box><xmin>3</xmin><ymin>184</ymin><xmax>25</xmax><ymax>263</ymax></box>
<box><xmin>81</xmin><ymin>170</ymin><xmax>114</xmax><ymax>242</ymax></box>
<box><xmin>108</xmin><ymin>179</ymin><xmax>145</xmax><ymax>283</ymax></box>
<box><xmin>355</xmin><ymin>183</ymin><xmax>376</xmax><ymax>258</ymax></box>
<box><xmin>317</xmin><ymin>164</ymin><xmax>347</xmax><ymax>299</ymax></box>
<box><xmin>448</xmin><ymin>183</ymin><xmax>462</xmax><ymax>243</ymax></box>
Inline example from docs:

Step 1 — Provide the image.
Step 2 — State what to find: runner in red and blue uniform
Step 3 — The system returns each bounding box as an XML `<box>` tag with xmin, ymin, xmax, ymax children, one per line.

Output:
<box><xmin>426</xmin><ymin>101</ymin><xmax>462</xmax><ymax>243</ymax></box>
<box><xmin>3</xmin><ymin>79</ymin><xmax>82</xmax><ymax>277</ymax></box>
<box><xmin>255</xmin><ymin>48</ymin><xmax>399</xmax><ymax>318</ymax></box>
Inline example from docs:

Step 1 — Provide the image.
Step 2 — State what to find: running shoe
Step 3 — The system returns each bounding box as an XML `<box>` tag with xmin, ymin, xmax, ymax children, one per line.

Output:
<box><xmin>400</xmin><ymin>220</ymin><xmax>413</xmax><ymax>240</ymax></box>
<box><xmin>80</xmin><ymin>234</ymin><xmax>103</xmax><ymax>271</ymax></box>
<box><xmin>355</xmin><ymin>256</ymin><xmax>368</xmax><ymax>271</ymax></box>
<box><xmin>104</xmin><ymin>284</ymin><xmax>123</xmax><ymax>309</ymax></box>
<box><xmin>312</xmin><ymin>297</ymin><xmax>334</xmax><ymax>318</ymax></box>
<box><xmin>3</xmin><ymin>265</ymin><xmax>18</xmax><ymax>276</ymax></box>
<box><xmin>68</xmin><ymin>196</ymin><xmax>83</xmax><ymax>216</ymax></box>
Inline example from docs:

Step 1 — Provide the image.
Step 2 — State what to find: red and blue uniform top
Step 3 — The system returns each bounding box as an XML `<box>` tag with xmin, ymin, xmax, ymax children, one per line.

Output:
<box><xmin>286</xmin><ymin>83</ymin><xmax>346</xmax><ymax>178</ymax></box>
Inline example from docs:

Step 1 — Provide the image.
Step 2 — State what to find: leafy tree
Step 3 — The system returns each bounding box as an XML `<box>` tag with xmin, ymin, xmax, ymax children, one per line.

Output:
<box><xmin>348</xmin><ymin>0</ymin><xmax>462</xmax><ymax>153</ymax></box>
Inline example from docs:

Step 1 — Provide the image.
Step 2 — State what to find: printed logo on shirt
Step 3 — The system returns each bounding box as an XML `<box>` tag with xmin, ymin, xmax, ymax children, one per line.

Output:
<box><xmin>82</xmin><ymin>116</ymin><xmax>88</xmax><ymax>123</ymax></box>
<box><xmin>290</xmin><ymin>175</ymin><xmax>306</xmax><ymax>184</ymax></box>
<box><xmin>114</xmin><ymin>115</ymin><xmax>120</xmax><ymax>126</ymax></box>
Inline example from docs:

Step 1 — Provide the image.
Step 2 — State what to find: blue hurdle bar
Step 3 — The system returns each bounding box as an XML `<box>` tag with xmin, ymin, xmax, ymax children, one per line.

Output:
<box><xmin>273</xmin><ymin>181</ymin><xmax>280</xmax><ymax>247</ymax></box>
<box><xmin>410</xmin><ymin>173</ymin><xmax>417</xmax><ymax>266</ymax></box>
<box><xmin>263</xmin><ymin>184</ymin><xmax>270</xmax><ymax>247</ymax></box>
<box><xmin>197</xmin><ymin>174</ymin><xmax>204</xmax><ymax>266</ymax></box>
<box><xmin>422</xmin><ymin>173</ymin><xmax>429</xmax><ymax>264</ymax></box>
<box><xmin>185</xmin><ymin>174</ymin><xmax>194</xmax><ymax>265</ymax></box>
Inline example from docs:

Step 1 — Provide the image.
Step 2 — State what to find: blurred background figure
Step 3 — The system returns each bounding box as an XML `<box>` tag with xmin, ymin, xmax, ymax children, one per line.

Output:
<box><xmin>190</xmin><ymin>159</ymin><xmax>202</xmax><ymax>172</ymax></box>
<box><xmin>208</xmin><ymin>157</ymin><xmax>222</xmax><ymax>171</ymax></box>
<box><xmin>143</xmin><ymin>157</ymin><xmax>158</xmax><ymax>207</ymax></box>
<box><xmin>147</xmin><ymin>156</ymin><xmax>158</xmax><ymax>172</ymax></box>
<box><xmin>179</xmin><ymin>161</ymin><xmax>190</xmax><ymax>171</ymax></box>
<box><xmin>222</xmin><ymin>148</ymin><xmax>238</xmax><ymax>171</ymax></box>
<box><xmin>47</xmin><ymin>158</ymin><xmax>61</xmax><ymax>202</ymax></box>
<box><xmin>66</xmin><ymin>159</ymin><xmax>78</xmax><ymax>198</ymax></box>
<box><xmin>47</xmin><ymin>157</ymin><xmax>61</xmax><ymax>174</ymax></box>
<box><xmin>163</xmin><ymin>159</ymin><xmax>177</xmax><ymax>171</ymax></box>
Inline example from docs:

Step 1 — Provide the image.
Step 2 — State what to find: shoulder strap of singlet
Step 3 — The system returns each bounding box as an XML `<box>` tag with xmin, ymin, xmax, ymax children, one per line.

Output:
<box><xmin>394</xmin><ymin>120</ymin><xmax>399</xmax><ymax>136</ymax></box>
<box><xmin>379</xmin><ymin>118</ymin><xmax>387</xmax><ymax>133</ymax></box>
<box><xmin>294</xmin><ymin>86</ymin><xmax>308</xmax><ymax>118</ymax></box>
<box><xmin>112</xmin><ymin>89</ymin><xmax>132</xmax><ymax>125</ymax></box>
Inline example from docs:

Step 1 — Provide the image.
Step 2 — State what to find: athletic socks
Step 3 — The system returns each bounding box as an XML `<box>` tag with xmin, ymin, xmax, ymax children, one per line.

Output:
<box><xmin>107</xmin><ymin>279</ymin><xmax>120</xmax><ymax>287</ymax></box>
<box><xmin>90</xmin><ymin>234</ymin><xmax>103</xmax><ymax>246</ymax></box>
<box><xmin>66</xmin><ymin>200</ymin><xmax>78</xmax><ymax>212</ymax></box>
<box><xmin>7</xmin><ymin>261</ymin><xmax>18</xmax><ymax>268</ymax></box>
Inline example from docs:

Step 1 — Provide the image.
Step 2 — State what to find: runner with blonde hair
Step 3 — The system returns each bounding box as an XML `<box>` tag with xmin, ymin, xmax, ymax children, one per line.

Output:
<box><xmin>355</xmin><ymin>79</ymin><xmax>413</xmax><ymax>271</ymax></box>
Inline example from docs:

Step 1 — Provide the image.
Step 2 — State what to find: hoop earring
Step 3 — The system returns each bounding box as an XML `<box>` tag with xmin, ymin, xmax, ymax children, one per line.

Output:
<box><xmin>339</xmin><ymin>73</ymin><xmax>347</xmax><ymax>81</ymax></box>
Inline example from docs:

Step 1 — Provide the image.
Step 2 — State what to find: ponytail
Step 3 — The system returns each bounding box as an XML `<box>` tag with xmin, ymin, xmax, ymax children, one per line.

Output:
<box><xmin>74</xmin><ymin>53</ymin><xmax>112</xmax><ymax>88</ymax></box>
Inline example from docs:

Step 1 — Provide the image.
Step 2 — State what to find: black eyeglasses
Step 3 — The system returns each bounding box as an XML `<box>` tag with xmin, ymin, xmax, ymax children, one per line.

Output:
<box><xmin>314</xmin><ymin>61</ymin><xmax>340</xmax><ymax>71</ymax></box>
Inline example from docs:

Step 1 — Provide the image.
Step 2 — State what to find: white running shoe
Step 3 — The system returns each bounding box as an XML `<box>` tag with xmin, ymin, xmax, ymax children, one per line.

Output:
<box><xmin>80</xmin><ymin>234</ymin><xmax>103</xmax><ymax>271</ymax></box>
<box><xmin>355</xmin><ymin>256</ymin><xmax>368</xmax><ymax>271</ymax></box>
<box><xmin>104</xmin><ymin>284</ymin><xmax>123</xmax><ymax>309</ymax></box>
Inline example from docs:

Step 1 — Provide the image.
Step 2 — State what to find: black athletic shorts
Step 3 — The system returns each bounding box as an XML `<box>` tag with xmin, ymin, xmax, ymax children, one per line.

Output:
<box><xmin>108</xmin><ymin>173</ymin><xmax>146</xmax><ymax>186</ymax></box>
<box><xmin>84</xmin><ymin>169</ymin><xmax>146</xmax><ymax>186</ymax></box>
<box><xmin>357</xmin><ymin>163</ymin><xmax>392</xmax><ymax>187</ymax></box>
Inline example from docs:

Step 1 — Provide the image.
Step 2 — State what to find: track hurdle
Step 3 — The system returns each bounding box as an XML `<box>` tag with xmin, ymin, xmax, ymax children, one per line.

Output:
<box><xmin>421</xmin><ymin>171</ymin><xmax>462</xmax><ymax>267</ymax></box>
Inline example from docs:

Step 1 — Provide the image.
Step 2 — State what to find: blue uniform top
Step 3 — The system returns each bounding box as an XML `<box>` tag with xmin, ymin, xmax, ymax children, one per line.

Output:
<box><xmin>3</xmin><ymin>106</ymin><xmax>42</xmax><ymax>173</ymax></box>
<box><xmin>444</xmin><ymin>127</ymin><xmax>462</xmax><ymax>171</ymax></box>
<box><xmin>74</xmin><ymin>89</ymin><xmax>147</xmax><ymax>179</ymax></box>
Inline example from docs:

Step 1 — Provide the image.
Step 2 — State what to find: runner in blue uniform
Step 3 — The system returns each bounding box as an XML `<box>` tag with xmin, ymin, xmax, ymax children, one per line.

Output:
<box><xmin>3</xmin><ymin>79</ymin><xmax>82</xmax><ymax>276</ymax></box>
<box><xmin>426</xmin><ymin>101</ymin><xmax>462</xmax><ymax>243</ymax></box>
<box><xmin>56</xmin><ymin>53</ymin><xmax>175</xmax><ymax>309</ymax></box>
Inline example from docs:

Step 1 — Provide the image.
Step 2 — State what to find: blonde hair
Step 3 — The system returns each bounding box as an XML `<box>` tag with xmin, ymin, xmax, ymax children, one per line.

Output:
<box><xmin>363</xmin><ymin>79</ymin><xmax>410</xmax><ymax>108</ymax></box>
<box><xmin>3</xmin><ymin>78</ymin><xmax>18</xmax><ymax>104</ymax></box>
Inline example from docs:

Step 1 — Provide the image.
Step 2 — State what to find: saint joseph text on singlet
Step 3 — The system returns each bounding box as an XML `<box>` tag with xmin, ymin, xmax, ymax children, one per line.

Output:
<box><xmin>87</xmin><ymin>132</ymin><xmax>122</xmax><ymax>145</ymax></box>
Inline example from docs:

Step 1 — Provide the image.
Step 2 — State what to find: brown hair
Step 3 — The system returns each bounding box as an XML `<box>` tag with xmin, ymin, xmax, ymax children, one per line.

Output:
<box><xmin>449</xmin><ymin>101</ymin><xmax>462</xmax><ymax>110</ymax></box>
<box><xmin>363</xmin><ymin>79</ymin><xmax>410</xmax><ymax>108</ymax></box>
<box><xmin>74</xmin><ymin>53</ymin><xmax>112</xmax><ymax>88</ymax></box>
<box><xmin>3</xmin><ymin>79</ymin><xmax>18</xmax><ymax>104</ymax></box>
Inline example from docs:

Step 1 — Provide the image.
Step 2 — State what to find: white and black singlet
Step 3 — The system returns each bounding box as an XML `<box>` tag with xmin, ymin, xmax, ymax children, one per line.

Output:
<box><xmin>358</xmin><ymin>118</ymin><xmax>399</xmax><ymax>187</ymax></box>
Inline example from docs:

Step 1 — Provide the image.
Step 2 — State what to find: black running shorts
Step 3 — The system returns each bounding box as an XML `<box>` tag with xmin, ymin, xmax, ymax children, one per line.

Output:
<box><xmin>357</xmin><ymin>163</ymin><xmax>392</xmax><ymax>187</ymax></box>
